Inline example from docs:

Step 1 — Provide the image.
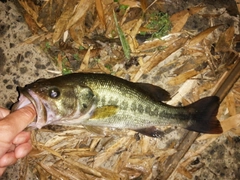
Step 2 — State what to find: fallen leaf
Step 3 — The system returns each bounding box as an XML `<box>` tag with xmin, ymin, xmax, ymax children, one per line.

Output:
<box><xmin>96</xmin><ymin>0</ymin><xmax>106</xmax><ymax>28</ymax></box>
<box><xmin>66</xmin><ymin>0</ymin><xmax>94</xmax><ymax>29</ymax></box>
<box><xmin>168</xmin><ymin>70</ymin><xmax>198</xmax><ymax>85</ymax></box>
<box><xmin>52</xmin><ymin>0</ymin><xmax>79</xmax><ymax>43</ymax></box>
<box><xmin>143</xmin><ymin>36</ymin><xmax>188</xmax><ymax>73</ymax></box>
<box><xmin>188</xmin><ymin>25</ymin><xmax>222</xmax><ymax>46</ymax></box>
<box><xmin>170</xmin><ymin>10</ymin><xmax>190</xmax><ymax>33</ymax></box>
<box><xmin>215</xmin><ymin>26</ymin><xmax>235</xmax><ymax>52</ymax></box>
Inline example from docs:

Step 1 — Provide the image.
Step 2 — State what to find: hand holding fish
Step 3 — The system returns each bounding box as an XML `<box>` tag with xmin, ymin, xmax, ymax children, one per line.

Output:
<box><xmin>0</xmin><ymin>105</ymin><xmax>35</xmax><ymax>176</ymax></box>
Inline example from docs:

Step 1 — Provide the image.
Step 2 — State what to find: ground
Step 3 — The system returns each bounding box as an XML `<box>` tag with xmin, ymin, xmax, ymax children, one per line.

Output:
<box><xmin>0</xmin><ymin>0</ymin><xmax>240</xmax><ymax>179</ymax></box>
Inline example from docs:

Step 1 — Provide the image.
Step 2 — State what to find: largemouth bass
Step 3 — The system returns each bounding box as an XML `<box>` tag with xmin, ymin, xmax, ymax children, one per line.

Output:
<box><xmin>12</xmin><ymin>73</ymin><xmax>223</xmax><ymax>137</ymax></box>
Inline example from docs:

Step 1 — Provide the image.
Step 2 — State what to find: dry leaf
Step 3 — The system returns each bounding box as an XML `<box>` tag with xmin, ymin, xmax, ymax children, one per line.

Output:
<box><xmin>79</xmin><ymin>47</ymin><xmax>92</xmax><ymax>71</ymax></box>
<box><xmin>119</xmin><ymin>0</ymin><xmax>141</xmax><ymax>8</ymax></box>
<box><xmin>140</xmin><ymin>0</ymin><xmax>147</xmax><ymax>12</ymax></box>
<box><xmin>226</xmin><ymin>91</ymin><xmax>237</xmax><ymax>116</ymax></box>
<box><xmin>170</xmin><ymin>10</ymin><xmax>190</xmax><ymax>33</ymax></box>
<box><xmin>137</xmin><ymin>39</ymin><xmax>165</xmax><ymax>52</ymax></box>
<box><xmin>177</xmin><ymin>166</ymin><xmax>192</xmax><ymax>179</ymax></box>
<box><xmin>143</xmin><ymin>36</ymin><xmax>188</xmax><ymax>73</ymax></box>
<box><xmin>127</xmin><ymin>18</ymin><xmax>143</xmax><ymax>52</ymax></box>
<box><xmin>39</xmin><ymin>162</ymin><xmax>70</xmax><ymax>180</ymax></box>
<box><xmin>170</xmin><ymin>6</ymin><xmax>204</xmax><ymax>33</ymax></box>
<box><xmin>215</xmin><ymin>26</ymin><xmax>235</xmax><ymax>52</ymax></box>
<box><xmin>66</xmin><ymin>0</ymin><xmax>94</xmax><ymax>29</ymax></box>
<box><xmin>168</xmin><ymin>69</ymin><xmax>198</xmax><ymax>85</ymax></box>
<box><xmin>188</xmin><ymin>25</ymin><xmax>222</xmax><ymax>46</ymax></box>
<box><xmin>18</xmin><ymin>0</ymin><xmax>47</xmax><ymax>31</ymax></box>
<box><xmin>96</xmin><ymin>0</ymin><xmax>106</xmax><ymax>28</ymax></box>
<box><xmin>93</xmin><ymin>136</ymin><xmax>134</xmax><ymax>168</ymax></box>
<box><xmin>188</xmin><ymin>6</ymin><xmax>205</xmax><ymax>14</ymax></box>
<box><xmin>23</xmin><ymin>12</ymin><xmax>39</xmax><ymax>34</ymax></box>
<box><xmin>52</xmin><ymin>0</ymin><xmax>79</xmax><ymax>43</ymax></box>
<box><xmin>69</xmin><ymin>21</ymin><xmax>85</xmax><ymax>45</ymax></box>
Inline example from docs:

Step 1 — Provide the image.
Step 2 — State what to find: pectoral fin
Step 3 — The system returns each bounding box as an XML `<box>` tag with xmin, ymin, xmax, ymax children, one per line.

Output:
<box><xmin>84</xmin><ymin>125</ymin><xmax>106</xmax><ymax>135</ymax></box>
<box><xmin>91</xmin><ymin>105</ymin><xmax>118</xmax><ymax>119</ymax></box>
<box><xmin>134</xmin><ymin>126</ymin><xmax>164</xmax><ymax>138</ymax></box>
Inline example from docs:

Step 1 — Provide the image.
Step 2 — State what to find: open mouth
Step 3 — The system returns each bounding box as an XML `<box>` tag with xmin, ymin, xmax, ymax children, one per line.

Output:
<box><xmin>11</xmin><ymin>87</ymin><xmax>47</xmax><ymax>129</ymax></box>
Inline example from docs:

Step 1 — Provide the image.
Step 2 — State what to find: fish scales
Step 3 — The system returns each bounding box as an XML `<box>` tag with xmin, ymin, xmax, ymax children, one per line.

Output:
<box><xmin>76</xmin><ymin>74</ymin><xmax>188</xmax><ymax>128</ymax></box>
<box><xmin>11</xmin><ymin>73</ymin><xmax>223</xmax><ymax>136</ymax></box>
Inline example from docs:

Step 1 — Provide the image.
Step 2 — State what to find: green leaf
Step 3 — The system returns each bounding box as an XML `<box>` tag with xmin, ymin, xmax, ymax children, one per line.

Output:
<box><xmin>113</xmin><ymin>10</ymin><xmax>131</xmax><ymax>60</ymax></box>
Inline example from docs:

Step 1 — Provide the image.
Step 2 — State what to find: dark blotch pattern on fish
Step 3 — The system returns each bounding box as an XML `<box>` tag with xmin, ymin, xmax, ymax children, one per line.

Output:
<box><xmin>108</xmin><ymin>98</ymin><xmax>119</xmax><ymax>105</ymax></box>
<box><xmin>145</xmin><ymin>106</ymin><xmax>151</xmax><ymax>114</ymax></box>
<box><xmin>137</xmin><ymin>104</ymin><xmax>144</xmax><ymax>113</ymax></box>
<box><xmin>100</xmin><ymin>96</ymin><xmax>106</xmax><ymax>106</ymax></box>
<box><xmin>121</xmin><ymin>101</ymin><xmax>128</xmax><ymax>110</ymax></box>
<box><xmin>131</xmin><ymin>102</ymin><xmax>137</xmax><ymax>111</ymax></box>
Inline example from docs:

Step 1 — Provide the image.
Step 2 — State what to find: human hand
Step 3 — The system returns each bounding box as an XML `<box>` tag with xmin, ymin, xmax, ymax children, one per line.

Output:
<box><xmin>0</xmin><ymin>105</ymin><xmax>36</xmax><ymax>176</ymax></box>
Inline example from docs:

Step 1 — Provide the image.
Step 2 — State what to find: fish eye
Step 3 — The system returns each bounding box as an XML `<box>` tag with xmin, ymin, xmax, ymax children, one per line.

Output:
<box><xmin>49</xmin><ymin>88</ymin><xmax>60</xmax><ymax>98</ymax></box>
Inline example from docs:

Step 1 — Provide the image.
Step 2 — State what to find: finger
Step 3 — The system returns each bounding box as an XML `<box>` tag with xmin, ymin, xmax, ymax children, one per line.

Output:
<box><xmin>6</xmin><ymin>144</ymin><xmax>16</xmax><ymax>153</ymax></box>
<box><xmin>0</xmin><ymin>105</ymin><xmax>35</xmax><ymax>144</ymax></box>
<box><xmin>12</xmin><ymin>131</ymin><xmax>31</xmax><ymax>145</ymax></box>
<box><xmin>0</xmin><ymin>167</ymin><xmax>7</xmax><ymax>177</ymax></box>
<box><xmin>15</xmin><ymin>141</ymin><xmax>32</xmax><ymax>159</ymax></box>
<box><xmin>0</xmin><ymin>105</ymin><xmax>35</xmax><ymax>157</ymax></box>
<box><xmin>0</xmin><ymin>152</ymin><xmax>17</xmax><ymax>167</ymax></box>
<box><xmin>0</xmin><ymin>108</ymin><xmax>10</xmax><ymax>119</ymax></box>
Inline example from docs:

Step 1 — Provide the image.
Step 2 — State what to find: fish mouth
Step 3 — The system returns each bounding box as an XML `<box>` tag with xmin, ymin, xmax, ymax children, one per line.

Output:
<box><xmin>12</xmin><ymin>87</ymin><xmax>47</xmax><ymax>129</ymax></box>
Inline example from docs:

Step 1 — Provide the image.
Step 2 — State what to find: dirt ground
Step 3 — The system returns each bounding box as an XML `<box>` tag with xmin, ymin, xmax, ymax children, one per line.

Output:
<box><xmin>0</xmin><ymin>0</ymin><xmax>240</xmax><ymax>179</ymax></box>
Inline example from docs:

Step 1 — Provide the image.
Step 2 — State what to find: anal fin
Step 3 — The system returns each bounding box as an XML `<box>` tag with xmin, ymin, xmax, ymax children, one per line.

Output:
<box><xmin>134</xmin><ymin>126</ymin><xmax>164</xmax><ymax>138</ymax></box>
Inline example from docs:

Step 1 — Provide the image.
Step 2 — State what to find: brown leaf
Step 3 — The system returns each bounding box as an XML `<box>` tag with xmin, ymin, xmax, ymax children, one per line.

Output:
<box><xmin>168</xmin><ymin>69</ymin><xmax>198</xmax><ymax>85</ymax></box>
<box><xmin>143</xmin><ymin>36</ymin><xmax>188</xmax><ymax>73</ymax></box>
<box><xmin>79</xmin><ymin>47</ymin><xmax>92</xmax><ymax>71</ymax></box>
<box><xmin>96</xmin><ymin>0</ymin><xmax>106</xmax><ymax>28</ymax></box>
<box><xmin>188</xmin><ymin>6</ymin><xmax>205</xmax><ymax>15</ymax></box>
<box><xmin>127</xmin><ymin>18</ymin><xmax>143</xmax><ymax>52</ymax></box>
<box><xmin>69</xmin><ymin>20</ymin><xmax>85</xmax><ymax>45</ymax></box>
<box><xmin>137</xmin><ymin>39</ymin><xmax>165</xmax><ymax>52</ymax></box>
<box><xmin>215</xmin><ymin>26</ymin><xmax>235</xmax><ymax>52</ymax></box>
<box><xmin>226</xmin><ymin>91</ymin><xmax>237</xmax><ymax>116</ymax></box>
<box><xmin>170</xmin><ymin>6</ymin><xmax>205</xmax><ymax>33</ymax></box>
<box><xmin>23</xmin><ymin>13</ymin><xmax>39</xmax><ymax>34</ymax></box>
<box><xmin>188</xmin><ymin>25</ymin><xmax>222</xmax><ymax>46</ymax></box>
<box><xmin>67</xmin><ymin>0</ymin><xmax>94</xmax><ymax>29</ymax></box>
<box><xmin>177</xmin><ymin>166</ymin><xmax>192</xmax><ymax>179</ymax></box>
<box><xmin>170</xmin><ymin>10</ymin><xmax>190</xmax><ymax>33</ymax></box>
<box><xmin>119</xmin><ymin>0</ymin><xmax>141</xmax><ymax>8</ymax></box>
<box><xmin>18</xmin><ymin>0</ymin><xmax>47</xmax><ymax>32</ymax></box>
<box><xmin>140</xmin><ymin>0</ymin><xmax>147</xmax><ymax>12</ymax></box>
<box><xmin>52</xmin><ymin>0</ymin><xmax>79</xmax><ymax>43</ymax></box>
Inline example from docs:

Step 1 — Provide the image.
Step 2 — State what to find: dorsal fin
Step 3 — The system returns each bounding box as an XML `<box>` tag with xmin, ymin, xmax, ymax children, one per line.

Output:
<box><xmin>134</xmin><ymin>82</ymin><xmax>171</xmax><ymax>101</ymax></box>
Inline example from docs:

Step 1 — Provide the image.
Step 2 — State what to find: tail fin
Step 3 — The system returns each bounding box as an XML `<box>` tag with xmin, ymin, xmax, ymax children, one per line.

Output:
<box><xmin>185</xmin><ymin>96</ymin><xmax>223</xmax><ymax>134</ymax></box>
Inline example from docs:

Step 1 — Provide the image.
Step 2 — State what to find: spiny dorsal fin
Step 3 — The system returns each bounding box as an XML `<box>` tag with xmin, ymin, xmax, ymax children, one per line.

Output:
<box><xmin>134</xmin><ymin>82</ymin><xmax>171</xmax><ymax>101</ymax></box>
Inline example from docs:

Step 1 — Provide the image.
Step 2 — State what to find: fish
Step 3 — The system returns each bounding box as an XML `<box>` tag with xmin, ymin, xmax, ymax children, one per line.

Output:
<box><xmin>11</xmin><ymin>73</ymin><xmax>223</xmax><ymax>137</ymax></box>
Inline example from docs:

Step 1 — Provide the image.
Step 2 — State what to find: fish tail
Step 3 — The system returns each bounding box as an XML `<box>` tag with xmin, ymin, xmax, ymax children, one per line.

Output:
<box><xmin>185</xmin><ymin>96</ymin><xmax>223</xmax><ymax>134</ymax></box>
